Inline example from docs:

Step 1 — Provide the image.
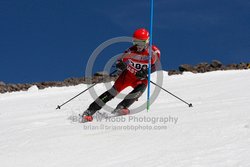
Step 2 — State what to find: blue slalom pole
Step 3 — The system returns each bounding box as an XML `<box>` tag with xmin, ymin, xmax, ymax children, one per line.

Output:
<box><xmin>147</xmin><ymin>0</ymin><xmax>154</xmax><ymax>111</ymax></box>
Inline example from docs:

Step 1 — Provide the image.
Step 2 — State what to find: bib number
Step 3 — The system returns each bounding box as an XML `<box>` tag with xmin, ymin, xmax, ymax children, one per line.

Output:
<box><xmin>130</xmin><ymin>60</ymin><xmax>148</xmax><ymax>70</ymax></box>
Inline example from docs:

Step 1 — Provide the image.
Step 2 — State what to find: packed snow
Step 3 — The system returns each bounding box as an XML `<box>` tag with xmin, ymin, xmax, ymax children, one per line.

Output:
<box><xmin>0</xmin><ymin>70</ymin><xmax>250</xmax><ymax>167</ymax></box>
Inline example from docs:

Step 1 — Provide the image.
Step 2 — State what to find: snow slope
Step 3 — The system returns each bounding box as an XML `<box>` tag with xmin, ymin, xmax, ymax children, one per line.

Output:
<box><xmin>0</xmin><ymin>70</ymin><xmax>250</xmax><ymax>167</ymax></box>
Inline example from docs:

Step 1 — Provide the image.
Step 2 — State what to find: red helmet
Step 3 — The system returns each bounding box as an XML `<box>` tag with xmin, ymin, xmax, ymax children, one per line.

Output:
<box><xmin>133</xmin><ymin>28</ymin><xmax>150</xmax><ymax>41</ymax></box>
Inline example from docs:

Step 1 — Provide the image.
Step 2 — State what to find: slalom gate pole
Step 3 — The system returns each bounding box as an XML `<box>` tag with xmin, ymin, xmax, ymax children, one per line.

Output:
<box><xmin>150</xmin><ymin>80</ymin><xmax>193</xmax><ymax>107</ymax></box>
<box><xmin>56</xmin><ymin>70</ymin><xmax>117</xmax><ymax>110</ymax></box>
<box><xmin>147</xmin><ymin>0</ymin><xmax>154</xmax><ymax>112</ymax></box>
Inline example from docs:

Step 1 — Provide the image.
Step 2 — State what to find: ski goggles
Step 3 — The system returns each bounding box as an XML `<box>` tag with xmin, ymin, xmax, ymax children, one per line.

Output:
<box><xmin>133</xmin><ymin>39</ymin><xmax>149</xmax><ymax>47</ymax></box>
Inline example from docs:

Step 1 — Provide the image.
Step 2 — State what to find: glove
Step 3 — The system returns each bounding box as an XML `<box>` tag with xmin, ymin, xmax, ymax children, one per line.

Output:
<box><xmin>135</xmin><ymin>66</ymin><xmax>148</xmax><ymax>80</ymax></box>
<box><xmin>116</xmin><ymin>60</ymin><xmax>127</xmax><ymax>72</ymax></box>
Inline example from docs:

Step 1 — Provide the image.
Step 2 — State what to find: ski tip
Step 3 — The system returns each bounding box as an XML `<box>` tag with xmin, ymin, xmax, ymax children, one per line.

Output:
<box><xmin>56</xmin><ymin>105</ymin><xmax>61</xmax><ymax>110</ymax></box>
<box><xmin>189</xmin><ymin>103</ymin><xmax>193</xmax><ymax>107</ymax></box>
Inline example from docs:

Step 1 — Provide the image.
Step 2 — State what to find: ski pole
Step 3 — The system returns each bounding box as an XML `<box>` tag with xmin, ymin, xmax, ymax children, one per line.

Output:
<box><xmin>56</xmin><ymin>83</ymin><xmax>96</xmax><ymax>110</ymax></box>
<box><xmin>56</xmin><ymin>70</ymin><xmax>117</xmax><ymax>110</ymax></box>
<box><xmin>150</xmin><ymin>80</ymin><xmax>193</xmax><ymax>107</ymax></box>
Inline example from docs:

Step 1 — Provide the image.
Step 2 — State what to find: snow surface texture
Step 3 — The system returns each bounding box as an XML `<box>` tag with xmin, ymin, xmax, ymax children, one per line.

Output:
<box><xmin>0</xmin><ymin>70</ymin><xmax>250</xmax><ymax>167</ymax></box>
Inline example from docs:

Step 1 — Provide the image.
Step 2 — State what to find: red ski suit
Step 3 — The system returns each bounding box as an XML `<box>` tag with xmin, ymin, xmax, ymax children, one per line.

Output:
<box><xmin>114</xmin><ymin>45</ymin><xmax>161</xmax><ymax>92</ymax></box>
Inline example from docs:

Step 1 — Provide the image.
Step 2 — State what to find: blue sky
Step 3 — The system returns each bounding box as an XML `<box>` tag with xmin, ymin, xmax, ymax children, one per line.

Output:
<box><xmin>0</xmin><ymin>0</ymin><xmax>249</xmax><ymax>83</ymax></box>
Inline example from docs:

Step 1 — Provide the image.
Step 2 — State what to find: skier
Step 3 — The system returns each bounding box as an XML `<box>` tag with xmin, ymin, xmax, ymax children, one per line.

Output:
<box><xmin>81</xmin><ymin>28</ymin><xmax>161</xmax><ymax>122</ymax></box>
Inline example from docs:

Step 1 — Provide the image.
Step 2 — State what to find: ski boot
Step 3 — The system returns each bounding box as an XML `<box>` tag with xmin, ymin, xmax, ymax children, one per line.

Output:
<box><xmin>112</xmin><ymin>105</ymin><xmax>130</xmax><ymax>116</ymax></box>
<box><xmin>80</xmin><ymin>110</ymin><xmax>94</xmax><ymax>123</ymax></box>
